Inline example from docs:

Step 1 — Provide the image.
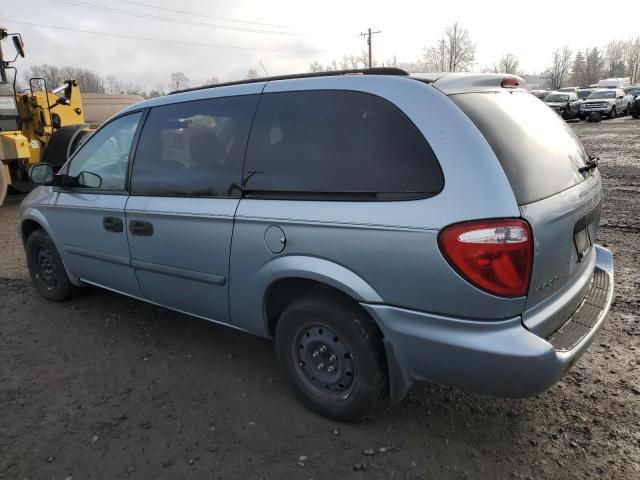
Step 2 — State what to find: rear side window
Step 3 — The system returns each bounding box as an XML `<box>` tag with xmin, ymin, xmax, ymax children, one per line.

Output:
<box><xmin>452</xmin><ymin>91</ymin><xmax>589</xmax><ymax>205</ymax></box>
<box><xmin>131</xmin><ymin>95</ymin><xmax>258</xmax><ymax>197</ymax></box>
<box><xmin>243</xmin><ymin>90</ymin><xmax>443</xmax><ymax>198</ymax></box>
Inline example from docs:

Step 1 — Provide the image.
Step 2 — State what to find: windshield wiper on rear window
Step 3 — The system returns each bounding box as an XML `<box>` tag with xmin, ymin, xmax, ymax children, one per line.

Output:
<box><xmin>578</xmin><ymin>156</ymin><xmax>599</xmax><ymax>173</ymax></box>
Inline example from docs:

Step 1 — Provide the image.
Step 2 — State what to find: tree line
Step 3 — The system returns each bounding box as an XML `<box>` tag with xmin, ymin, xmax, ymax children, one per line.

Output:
<box><xmin>20</xmin><ymin>65</ymin><xmax>221</xmax><ymax>98</ymax></box>
<box><xmin>20</xmin><ymin>25</ymin><xmax>640</xmax><ymax>98</ymax></box>
<box><xmin>308</xmin><ymin>23</ymin><xmax>640</xmax><ymax>90</ymax></box>
<box><xmin>549</xmin><ymin>39</ymin><xmax>640</xmax><ymax>89</ymax></box>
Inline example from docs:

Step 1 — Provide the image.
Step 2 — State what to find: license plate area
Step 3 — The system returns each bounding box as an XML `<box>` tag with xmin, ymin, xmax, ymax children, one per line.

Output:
<box><xmin>573</xmin><ymin>214</ymin><xmax>592</xmax><ymax>261</ymax></box>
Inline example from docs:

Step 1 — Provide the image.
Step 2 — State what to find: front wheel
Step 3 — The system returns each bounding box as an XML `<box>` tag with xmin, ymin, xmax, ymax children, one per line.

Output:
<box><xmin>275</xmin><ymin>294</ymin><xmax>388</xmax><ymax>421</ymax></box>
<box><xmin>26</xmin><ymin>229</ymin><xmax>78</xmax><ymax>301</ymax></box>
<box><xmin>608</xmin><ymin>107</ymin><xmax>616</xmax><ymax>119</ymax></box>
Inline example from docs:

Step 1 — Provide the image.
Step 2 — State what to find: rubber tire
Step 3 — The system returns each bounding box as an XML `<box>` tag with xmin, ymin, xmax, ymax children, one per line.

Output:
<box><xmin>275</xmin><ymin>293</ymin><xmax>388</xmax><ymax>421</ymax></box>
<box><xmin>0</xmin><ymin>165</ymin><xmax>7</xmax><ymax>207</ymax></box>
<box><xmin>608</xmin><ymin>107</ymin><xmax>616</xmax><ymax>119</ymax></box>
<box><xmin>25</xmin><ymin>229</ymin><xmax>78</xmax><ymax>302</ymax></box>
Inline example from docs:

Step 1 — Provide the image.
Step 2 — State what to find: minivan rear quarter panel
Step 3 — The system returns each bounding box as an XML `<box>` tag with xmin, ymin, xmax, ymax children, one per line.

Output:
<box><xmin>228</xmin><ymin>76</ymin><xmax>528</xmax><ymax>335</ymax></box>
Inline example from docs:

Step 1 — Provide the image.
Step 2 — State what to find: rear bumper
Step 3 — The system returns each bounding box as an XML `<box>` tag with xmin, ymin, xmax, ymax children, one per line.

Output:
<box><xmin>362</xmin><ymin>245</ymin><xmax>614</xmax><ymax>402</ymax></box>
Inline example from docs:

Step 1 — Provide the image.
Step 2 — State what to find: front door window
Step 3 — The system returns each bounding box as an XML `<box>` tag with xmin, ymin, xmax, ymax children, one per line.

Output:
<box><xmin>68</xmin><ymin>112</ymin><xmax>142</xmax><ymax>191</ymax></box>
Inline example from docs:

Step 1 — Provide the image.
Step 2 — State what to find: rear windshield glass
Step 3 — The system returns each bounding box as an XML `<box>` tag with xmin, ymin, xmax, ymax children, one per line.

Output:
<box><xmin>452</xmin><ymin>91</ymin><xmax>588</xmax><ymax>205</ymax></box>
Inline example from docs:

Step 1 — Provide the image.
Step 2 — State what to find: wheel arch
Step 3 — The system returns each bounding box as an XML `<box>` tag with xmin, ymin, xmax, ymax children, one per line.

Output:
<box><xmin>257</xmin><ymin>256</ymin><xmax>383</xmax><ymax>337</ymax></box>
<box><xmin>20</xmin><ymin>210</ymin><xmax>55</xmax><ymax>246</ymax></box>
<box><xmin>20</xmin><ymin>210</ymin><xmax>83</xmax><ymax>287</ymax></box>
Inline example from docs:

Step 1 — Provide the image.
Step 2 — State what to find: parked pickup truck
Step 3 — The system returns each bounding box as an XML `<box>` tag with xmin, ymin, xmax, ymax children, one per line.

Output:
<box><xmin>579</xmin><ymin>88</ymin><xmax>629</xmax><ymax>119</ymax></box>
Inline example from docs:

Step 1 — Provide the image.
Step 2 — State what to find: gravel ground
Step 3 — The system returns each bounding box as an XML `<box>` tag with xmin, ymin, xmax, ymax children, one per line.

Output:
<box><xmin>1</xmin><ymin>117</ymin><xmax>639</xmax><ymax>479</ymax></box>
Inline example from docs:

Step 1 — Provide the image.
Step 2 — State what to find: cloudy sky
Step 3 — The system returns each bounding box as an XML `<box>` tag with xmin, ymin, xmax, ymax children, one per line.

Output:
<box><xmin>2</xmin><ymin>0</ymin><xmax>638</xmax><ymax>91</ymax></box>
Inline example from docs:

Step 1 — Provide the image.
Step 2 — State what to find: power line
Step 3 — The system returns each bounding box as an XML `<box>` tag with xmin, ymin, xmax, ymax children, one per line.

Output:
<box><xmin>112</xmin><ymin>0</ymin><xmax>290</xmax><ymax>29</ymax></box>
<box><xmin>4</xmin><ymin>19</ymin><xmax>322</xmax><ymax>54</ymax></box>
<box><xmin>359</xmin><ymin>28</ymin><xmax>381</xmax><ymax>68</ymax></box>
<box><xmin>51</xmin><ymin>0</ymin><xmax>297</xmax><ymax>36</ymax></box>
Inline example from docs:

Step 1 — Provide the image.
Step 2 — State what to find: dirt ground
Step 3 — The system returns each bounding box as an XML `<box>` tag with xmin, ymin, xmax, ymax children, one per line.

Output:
<box><xmin>1</xmin><ymin>117</ymin><xmax>639</xmax><ymax>480</ymax></box>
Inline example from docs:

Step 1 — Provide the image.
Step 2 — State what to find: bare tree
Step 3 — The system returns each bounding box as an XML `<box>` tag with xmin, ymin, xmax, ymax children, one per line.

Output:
<box><xmin>25</xmin><ymin>65</ymin><xmax>105</xmax><ymax>93</ymax></box>
<box><xmin>492</xmin><ymin>53</ymin><xmax>520</xmax><ymax>74</ymax></box>
<box><xmin>424</xmin><ymin>38</ymin><xmax>447</xmax><ymax>72</ymax></box>
<box><xmin>202</xmin><ymin>76</ymin><xmax>219</xmax><ymax>86</ymax></box>
<box><xmin>604</xmin><ymin>40</ymin><xmax>626</xmax><ymax>77</ymax></box>
<box><xmin>309</xmin><ymin>61</ymin><xmax>324</xmax><ymax>72</ymax></box>
<box><xmin>423</xmin><ymin>23</ymin><xmax>475</xmax><ymax>72</ymax></box>
<box><xmin>625</xmin><ymin>37</ymin><xmax>640</xmax><ymax>84</ymax></box>
<box><xmin>245</xmin><ymin>68</ymin><xmax>259</xmax><ymax>79</ymax></box>
<box><xmin>548</xmin><ymin>46</ymin><xmax>572</xmax><ymax>90</ymax></box>
<box><xmin>105</xmin><ymin>74</ymin><xmax>120</xmax><ymax>94</ymax></box>
<box><xmin>169</xmin><ymin>72</ymin><xmax>190</xmax><ymax>91</ymax></box>
<box><xmin>146</xmin><ymin>88</ymin><xmax>164</xmax><ymax>99</ymax></box>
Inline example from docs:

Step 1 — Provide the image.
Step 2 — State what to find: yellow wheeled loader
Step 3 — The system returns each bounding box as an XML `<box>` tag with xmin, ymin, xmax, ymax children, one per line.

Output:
<box><xmin>0</xmin><ymin>27</ymin><xmax>141</xmax><ymax>206</ymax></box>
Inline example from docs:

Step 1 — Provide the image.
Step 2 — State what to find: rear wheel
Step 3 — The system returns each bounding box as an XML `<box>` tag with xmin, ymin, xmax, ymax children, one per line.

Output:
<box><xmin>26</xmin><ymin>229</ymin><xmax>78</xmax><ymax>301</ymax></box>
<box><xmin>275</xmin><ymin>294</ymin><xmax>388</xmax><ymax>421</ymax></box>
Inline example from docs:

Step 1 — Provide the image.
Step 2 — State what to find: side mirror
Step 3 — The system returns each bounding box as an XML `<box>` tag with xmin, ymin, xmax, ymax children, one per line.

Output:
<box><xmin>77</xmin><ymin>171</ymin><xmax>102</xmax><ymax>188</ymax></box>
<box><xmin>28</xmin><ymin>164</ymin><xmax>54</xmax><ymax>185</ymax></box>
<box><xmin>617</xmin><ymin>95</ymin><xmax>624</xmax><ymax>99</ymax></box>
<box><xmin>12</xmin><ymin>35</ymin><xmax>25</xmax><ymax>58</ymax></box>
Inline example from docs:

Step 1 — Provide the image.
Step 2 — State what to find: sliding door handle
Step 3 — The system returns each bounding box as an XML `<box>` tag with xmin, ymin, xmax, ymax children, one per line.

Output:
<box><xmin>129</xmin><ymin>220</ymin><xmax>153</xmax><ymax>236</ymax></box>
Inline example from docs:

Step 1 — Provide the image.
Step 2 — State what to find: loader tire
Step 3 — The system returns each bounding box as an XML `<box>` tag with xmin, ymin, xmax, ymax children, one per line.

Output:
<box><xmin>43</xmin><ymin>125</ymin><xmax>92</xmax><ymax>167</ymax></box>
<box><xmin>0</xmin><ymin>164</ymin><xmax>7</xmax><ymax>207</ymax></box>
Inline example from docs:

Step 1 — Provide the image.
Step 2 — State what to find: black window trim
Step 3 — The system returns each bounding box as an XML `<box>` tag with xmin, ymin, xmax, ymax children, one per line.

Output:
<box><xmin>127</xmin><ymin>93</ymin><xmax>261</xmax><ymax>199</ymax></box>
<box><xmin>55</xmin><ymin>108</ymin><xmax>147</xmax><ymax>196</ymax></box>
<box><xmin>239</xmin><ymin>88</ymin><xmax>445</xmax><ymax>202</ymax></box>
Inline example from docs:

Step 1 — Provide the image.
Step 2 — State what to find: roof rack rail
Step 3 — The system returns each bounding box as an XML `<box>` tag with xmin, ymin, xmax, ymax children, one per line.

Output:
<box><xmin>170</xmin><ymin>67</ymin><xmax>409</xmax><ymax>94</ymax></box>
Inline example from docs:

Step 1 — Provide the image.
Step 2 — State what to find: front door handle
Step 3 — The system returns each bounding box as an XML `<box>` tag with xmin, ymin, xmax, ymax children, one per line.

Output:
<box><xmin>129</xmin><ymin>220</ymin><xmax>153</xmax><ymax>236</ymax></box>
<box><xmin>103</xmin><ymin>216</ymin><xmax>123</xmax><ymax>233</ymax></box>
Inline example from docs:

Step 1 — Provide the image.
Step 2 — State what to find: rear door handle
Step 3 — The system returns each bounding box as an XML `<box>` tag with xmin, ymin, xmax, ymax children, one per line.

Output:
<box><xmin>129</xmin><ymin>220</ymin><xmax>153</xmax><ymax>236</ymax></box>
<box><xmin>103</xmin><ymin>216</ymin><xmax>123</xmax><ymax>233</ymax></box>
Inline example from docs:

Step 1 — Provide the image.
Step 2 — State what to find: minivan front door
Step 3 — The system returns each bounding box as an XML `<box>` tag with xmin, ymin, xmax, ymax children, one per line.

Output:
<box><xmin>47</xmin><ymin>112</ymin><xmax>144</xmax><ymax>296</ymax></box>
<box><xmin>124</xmin><ymin>91</ymin><xmax>260</xmax><ymax>323</ymax></box>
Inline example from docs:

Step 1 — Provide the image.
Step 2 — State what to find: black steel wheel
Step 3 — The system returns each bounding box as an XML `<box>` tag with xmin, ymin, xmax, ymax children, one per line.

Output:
<box><xmin>294</xmin><ymin>323</ymin><xmax>357</xmax><ymax>401</ymax></box>
<box><xmin>275</xmin><ymin>293</ymin><xmax>388</xmax><ymax>421</ymax></box>
<box><xmin>26</xmin><ymin>229</ymin><xmax>78</xmax><ymax>301</ymax></box>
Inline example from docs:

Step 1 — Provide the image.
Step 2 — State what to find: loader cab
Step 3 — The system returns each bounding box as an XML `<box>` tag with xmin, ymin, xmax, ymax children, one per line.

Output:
<box><xmin>0</xmin><ymin>82</ymin><xmax>19</xmax><ymax>131</ymax></box>
<box><xmin>0</xmin><ymin>29</ymin><xmax>23</xmax><ymax>131</ymax></box>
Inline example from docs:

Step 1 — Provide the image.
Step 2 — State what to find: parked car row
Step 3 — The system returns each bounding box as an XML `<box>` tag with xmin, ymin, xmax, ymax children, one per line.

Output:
<box><xmin>534</xmin><ymin>86</ymin><xmax>639</xmax><ymax>120</ymax></box>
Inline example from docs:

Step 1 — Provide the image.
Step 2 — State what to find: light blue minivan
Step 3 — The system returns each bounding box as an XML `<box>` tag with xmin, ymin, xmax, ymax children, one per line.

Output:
<box><xmin>22</xmin><ymin>69</ymin><xmax>614</xmax><ymax>420</ymax></box>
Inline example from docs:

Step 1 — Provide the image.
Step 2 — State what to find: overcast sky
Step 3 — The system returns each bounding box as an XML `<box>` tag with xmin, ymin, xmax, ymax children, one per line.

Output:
<box><xmin>2</xmin><ymin>0</ymin><xmax>638</xmax><ymax>91</ymax></box>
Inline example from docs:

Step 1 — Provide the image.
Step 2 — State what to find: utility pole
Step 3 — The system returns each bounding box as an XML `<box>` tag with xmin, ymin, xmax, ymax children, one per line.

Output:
<box><xmin>359</xmin><ymin>28</ymin><xmax>381</xmax><ymax>68</ymax></box>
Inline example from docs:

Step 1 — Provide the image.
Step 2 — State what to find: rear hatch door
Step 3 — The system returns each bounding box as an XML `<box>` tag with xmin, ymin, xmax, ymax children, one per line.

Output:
<box><xmin>451</xmin><ymin>90</ymin><xmax>601</xmax><ymax>336</ymax></box>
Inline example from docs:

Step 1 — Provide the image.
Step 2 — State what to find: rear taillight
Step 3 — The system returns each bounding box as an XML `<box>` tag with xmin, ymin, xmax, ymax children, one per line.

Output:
<box><xmin>438</xmin><ymin>219</ymin><xmax>533</xmax><ymax>297</ymax></box>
